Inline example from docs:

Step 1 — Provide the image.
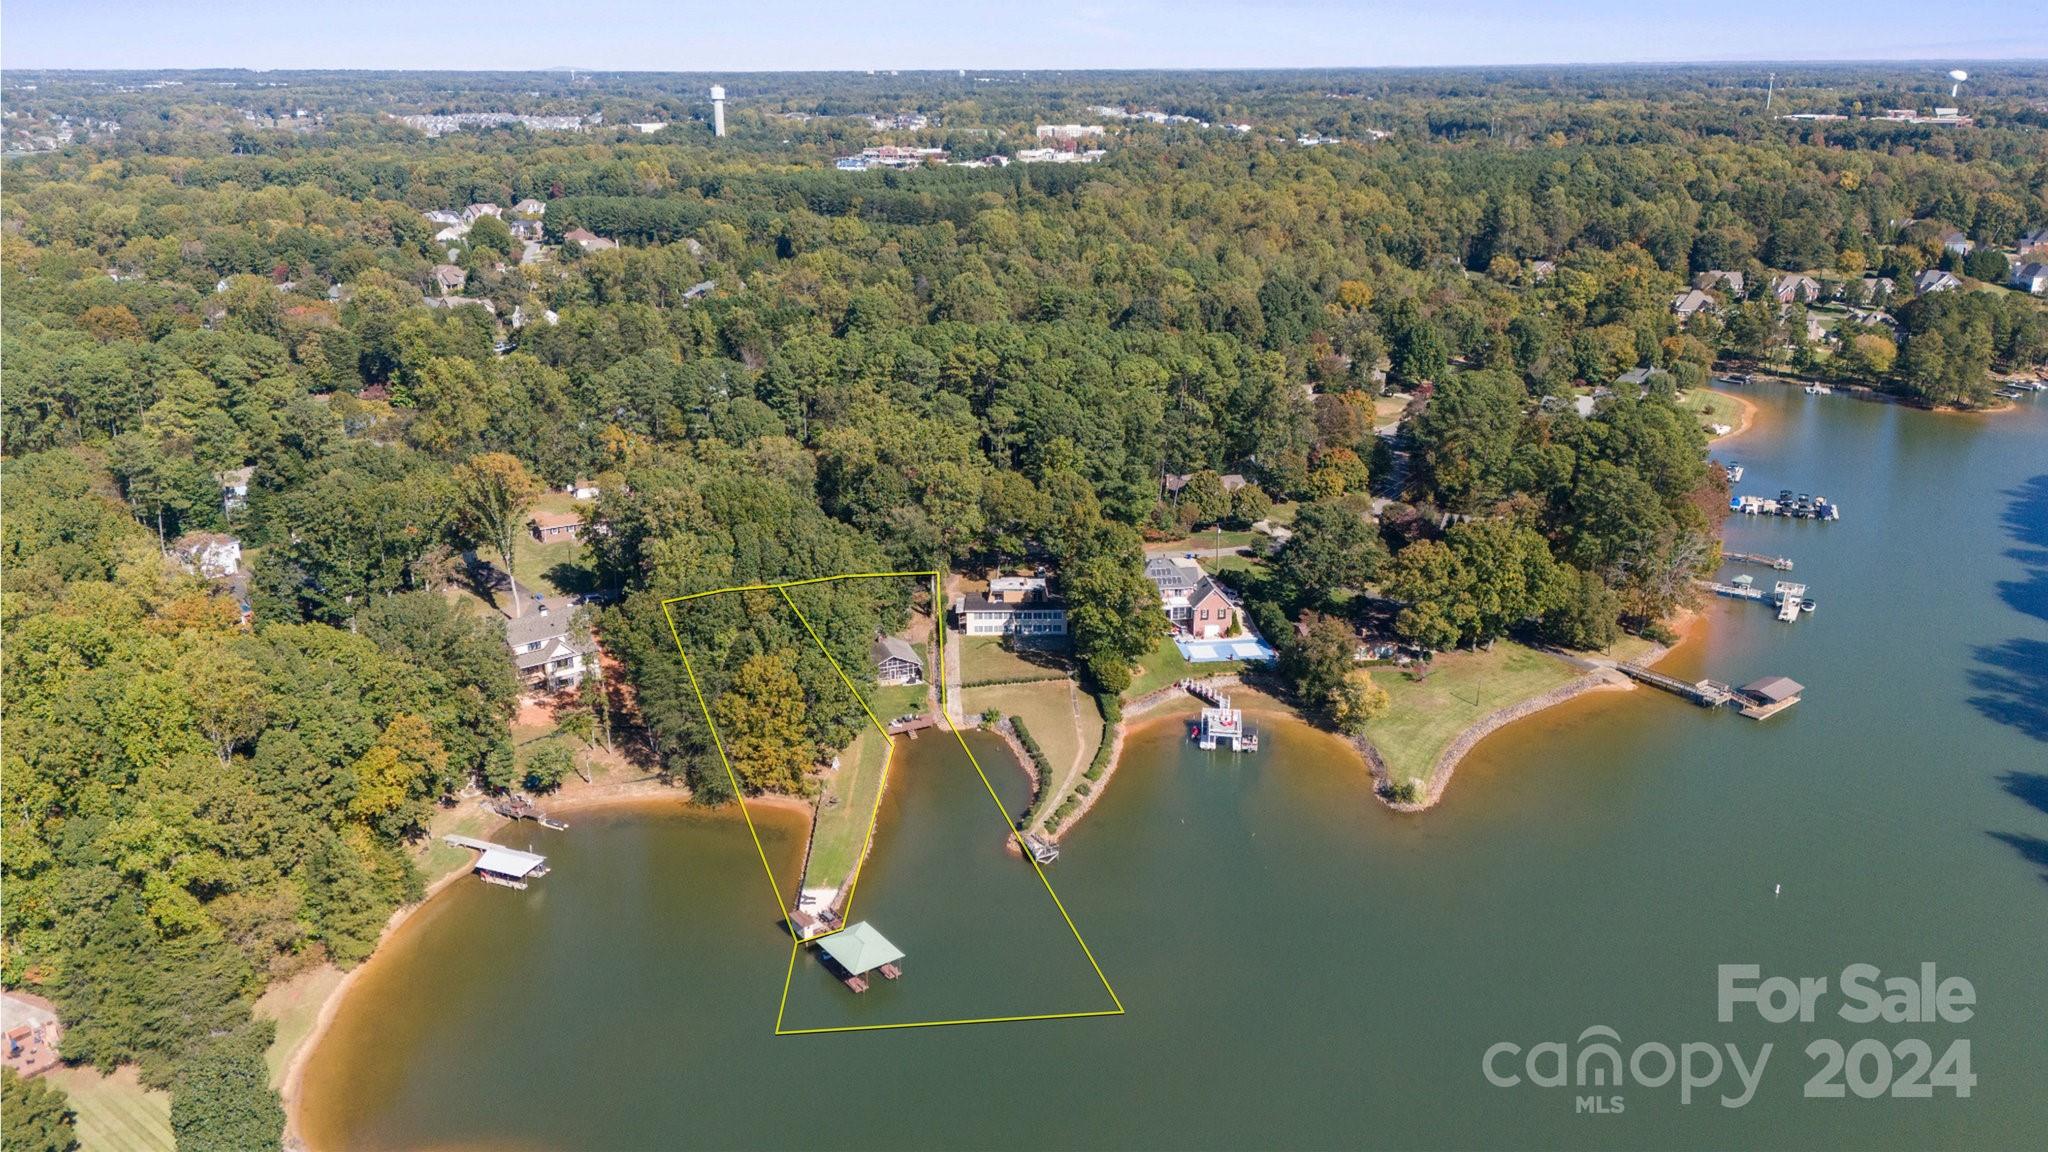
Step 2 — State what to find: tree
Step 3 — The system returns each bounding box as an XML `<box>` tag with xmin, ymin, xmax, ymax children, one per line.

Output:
<box><xmin>1174</xmin><ymin>470</ymin><xmax>1230</xmax><ymax>531</ymax></box>
<box><xmin>1059</xmin><ymin>520</ymin><xmax>1164</xmax><ymax>694</ymax></box>
<box><xmin>1388</xmin><ymin>313</ymin><xmax>1449</xmax><ymax>385</ymax></box>
<box><xmin>712</xmin><ymin>651</ymin><xmax>813</xmax><ymax>795</ymax></box>
<box><xmin>1270</xmin><ymin>499</ymin><xmax>1387</xmax><ymax>611</ymax></box>
<box><xmin>466</xmin><ymin>213</ymin><xmax>514</xmax><ymax>258</ymax></box>
<box><xmin>2</xmin><ymin>1070</ymin><xmax>79</xmax><ymax>1152</ymax></box>
<box><xmin>451</xmin><ymin>453</ymin><xmax>542</xmax><ymax>617</ymax></box>
<box><xmin>170</xmin><ymin>1021</ymin><xmax>285</xmax><ymax>1152</ymax></box>
<box><xmin>1540</xmin><ymin>566</ymin><xmax>1621</xmax><ymax>651</ymax></box>
<box><xmin>523</xmin><ymin>743</ymin><xmax>575</xmax><ymax>793</ymax></box>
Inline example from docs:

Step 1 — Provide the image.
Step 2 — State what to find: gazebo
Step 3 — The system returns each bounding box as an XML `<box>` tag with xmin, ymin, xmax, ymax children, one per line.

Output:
<box><xmin>815</xmin><ymin>922</ymin><xmax>904</xmax><ymax>992</ymax></box>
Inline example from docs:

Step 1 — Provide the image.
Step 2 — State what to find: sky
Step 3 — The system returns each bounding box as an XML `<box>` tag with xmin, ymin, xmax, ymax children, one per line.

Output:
<box><xmin>3</xmin><ymin>1</ymin><xmax>2044</xmax><ymax>72</ymax></box>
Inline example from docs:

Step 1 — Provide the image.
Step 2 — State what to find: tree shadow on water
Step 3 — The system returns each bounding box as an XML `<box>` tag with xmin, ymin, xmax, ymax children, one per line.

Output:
<box><xmin>2001</xmin><ymin>772</ymin><xmax>2048</xmax><ymax>818</ymax></box>
<box><xmin>1967</xmin><ymin>638</ymin><xmax>2048</xmax><ymax>743</ymax></box>
<box><xmin>1996</xmin><ymin>474</ymin><xmax>2048</xmax><ymax>625</ymax></box>
<box><xmin>1987</xmin><ymin>832</ymin><xmax>2048</xmax><ymax>887</ymax></box>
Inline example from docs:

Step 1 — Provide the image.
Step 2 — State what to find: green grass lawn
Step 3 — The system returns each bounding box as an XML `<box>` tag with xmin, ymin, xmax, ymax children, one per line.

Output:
<box><xmin>45</xmin><ymin>1066</ymin><xmax>172</xmax><ymax>1152</ymax></box>
<box><xmin>963</xmin><ymin>678</ymin><xmax>1103</xmax><ymax>823</ymax></box>
<box><xmin>1123</xmin><ymin>635</ymin><xmax>1244</xmax><ymax>699</ymax></box>
<box><xmin>863</xmin><ymin>681</ymin><xmax>929</xmax><ymax>724</ymax></box>
<box><xmin>802</xmin><ymin>728</ymin><xmax>889</xmax><ymax>894</ymax></box>
<box><xmin>1146</xmin><ymin>528</ymin><xmax>1259</xmax><ymax>554</ymax></box>
<box><xmin>959</xmin><ymin>634</ymin><xmax>1069</xmax><ymax>685</ymax></box>
<box><xmin>1368</xmin><ymin>642</ymin><xmax>1580</xmax><ymax>789</ymax></box>
<box><xmin>1678</xmin><ymin>388</ymin><xmax>1746</xmax><ymax>431</ymax></box>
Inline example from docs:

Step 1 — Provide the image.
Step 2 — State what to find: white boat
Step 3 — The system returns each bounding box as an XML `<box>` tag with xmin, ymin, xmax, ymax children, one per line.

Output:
<box><xmin>1803</xmin><ymin>383</ymin><xmax>1831</xmax><ymax>395</ymax></box>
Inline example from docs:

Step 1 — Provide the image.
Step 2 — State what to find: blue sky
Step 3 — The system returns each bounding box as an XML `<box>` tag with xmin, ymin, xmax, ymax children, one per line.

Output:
<box><xmin>4</xmin><ymin>1</ymin><xmax>2043</xmax><ymax>71</ymax></box>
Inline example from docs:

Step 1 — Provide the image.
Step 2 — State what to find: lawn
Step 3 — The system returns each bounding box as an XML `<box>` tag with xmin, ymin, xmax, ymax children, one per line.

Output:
<box><xmin>45</xmin><ymin>1065</ymin><xmax>172</xmax><ymax>1152</ymax></box>
<box><xmin>1677</xmin><ymin>388</ymin><xmax>1746</xmax><ymax>432</ymax></box>
<box><xmin>1145</xmin><ymin>528</ymin><xmax>1259</xmax><ymax>555</ymax></box>
<box><xmin>1367</xmin><ymin>642</ymin><xmax>1581</xmax><ymax>789</ymax></box>
<box><xmin>962</xmin><ymin>678</ymin><xmax>1103</xmax><ymax>824</ymax></box>
<box><xmin>802</xmin><ymin>727</ymin><xmax>889</xmax><ymax>895</ymax></box>
<box><xmin>255</xmin><ymin>964</ymin><xmax>346</xmax><ymax>1088</ymax></box>
<box><xmin>1123</xmin><ymin>634</ymin><xmax>1246</xmax><ymax>699</ymax></box>
<box><xmin>958</xmin><ymin>634</ymin><xmax>1068</xmax><ymax>686</ymax></box>
<box><xmin>862</xmin><ymin>681</ymin><xmax>929</xmax><ymax>723</ymax></box>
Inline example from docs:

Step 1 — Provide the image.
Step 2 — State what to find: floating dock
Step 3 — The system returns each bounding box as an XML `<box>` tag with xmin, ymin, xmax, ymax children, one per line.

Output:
<box><xmin>1772</xmin><ymin>581</ymin><xmax>1812</xmax><ymax>622</ymax></box>
<box><xmin>1731</xmin><ymin>490</ymin><xmax>1840</xmax><ymax>520</ymax></box>
<box><xmin>1723</xmin><ymin>550</ymin><xmax>1793</xmax><ymax>571</ymax></box>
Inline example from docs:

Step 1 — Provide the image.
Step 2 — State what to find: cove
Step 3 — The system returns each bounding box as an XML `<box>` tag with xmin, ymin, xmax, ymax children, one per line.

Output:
<box><xmin>298</xmin><ymin>388</ymin><xmax>2048</xmax><ymax>1150</ymax></box>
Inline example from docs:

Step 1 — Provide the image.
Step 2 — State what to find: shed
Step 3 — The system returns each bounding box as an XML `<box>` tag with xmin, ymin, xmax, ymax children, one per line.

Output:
<box><xmin>816</xmin><ymin>922</ymin><xmax>904</xmax><ymax>977</ymax></box>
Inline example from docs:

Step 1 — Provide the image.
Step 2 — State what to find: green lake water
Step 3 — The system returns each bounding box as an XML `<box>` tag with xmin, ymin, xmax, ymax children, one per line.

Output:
<box><xmin>299</xmin><ymin>387</ymin><xmax>2048</xmax><ymax>1149</ymax></box>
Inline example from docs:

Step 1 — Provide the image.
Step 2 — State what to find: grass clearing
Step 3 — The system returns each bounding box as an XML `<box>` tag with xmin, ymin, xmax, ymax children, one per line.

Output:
<box><xmin>1677</xmin><ymin>388</ymin><xmax>1746</xmax><ymax>432</ymax></box>
<box><xmin>963</xmin><ymin>678</ymin><xmax>1103</xmax><ymax>821</ymax></box>
<box><xmin>1368</xmin><ymin>642</ymin><xmax>1580</xmax><ymax>789</ymax></box>
<box><xmin>863</xmin><ymin>682</ymin><xmax>929</xmax><ymax>724</ymax></box>
<box><xmin>802</xmin><ymin>728</ymin><xmax>888</xmax><ymax>894</ymax></box>
<box><xmin>959</xmin><ymin>634</ymin><xmax>1068</xmax><ymax>685</ymax></box>
<box><xmin>45</xmin><ymin>1065</ymin><xmax>172</xmax><ymax>1152</ymax></box>
<box><xmin>255</xmin><ymin>963</ymin><xmax>346</xmax><ymax>1088</ymax></box>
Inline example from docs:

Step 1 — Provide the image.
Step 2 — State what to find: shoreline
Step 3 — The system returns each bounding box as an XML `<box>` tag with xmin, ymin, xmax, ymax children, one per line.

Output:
<box><xmin>1361</xmin><ymin>610</ymin><xmax>1697</xmax><ymax>814</ymax></box>
<box><xmin>278</xmin><ymin>780</ymin><xmax>690</xmax><ymax>1149</ymax></box>
<box><xmin>1045</xmin><ymin>674</ymin><xmax>1233</xmax><ymax>841</ymax></box>
<box><xmin>1708</xmin><ymin>387</ymin><xmax>1760</xmax><ymax>442</ymax></box>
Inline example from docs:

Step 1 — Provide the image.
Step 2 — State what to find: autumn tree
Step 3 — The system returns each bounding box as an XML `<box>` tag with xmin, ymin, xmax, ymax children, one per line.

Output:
<box><xmin>451</xmin><ymin>452</ymin><xmax>542</xmax><ymax>617</ymax></box>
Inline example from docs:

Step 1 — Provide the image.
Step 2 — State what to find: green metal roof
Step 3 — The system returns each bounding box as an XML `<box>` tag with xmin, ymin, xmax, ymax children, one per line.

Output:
<box><xmin>816</xmin><ymin>921</ymin><xmax>904</xmax><ymax>976</ymax></box>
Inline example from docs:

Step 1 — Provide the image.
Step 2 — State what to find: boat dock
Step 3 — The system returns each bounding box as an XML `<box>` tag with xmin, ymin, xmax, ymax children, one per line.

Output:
<box><xmin>886</xmin><ymin>714</ymin><xmax>937</xmax><ymax>738</ymax></box>
<box><xmin>1773</xmin><ymin>581</ymin><xmax>1811</xmax><ymax>622</ymax></box>
<box><xmin>490</xmin><ymin>795</ymin><xmax>567</xmax><ymax>830</ymax></box>
<box><xmin>1022</xmin><ymin>831</ymin><xmax>1059</xmax><ymax>864</ymax></box>
<box><xmin>1731</xmin><ymin>490</ymin><xmax>1840</xmax><ymax>520</ymax></box>
<box><xmin>1617</xmin><ymin>664</ymin><xmax>1733</xmax><ymax>706</ymax></box>
<box><xmin>1702</xmin><ymin>576</ymin><xmax>1814</xmax><ymax>621</ymax></box>
<box><xmin>1723</xmin><ymin>550</ymin><xmax>1793</xmax><ymax>570</ymax></box>
<box><xmin>1617</xmin><ymin>665</ymin><xmax>1805</xmax><ymax>720</ymax></box>
<box><xmin>444</xmin><ymin>835</ymin><xmax>550</xmax><ymax>889</ymax></box>
<box><xmin>812</xmin><ymin>921</ymin><xmax>904</xmax><ymax>993</ymax></box>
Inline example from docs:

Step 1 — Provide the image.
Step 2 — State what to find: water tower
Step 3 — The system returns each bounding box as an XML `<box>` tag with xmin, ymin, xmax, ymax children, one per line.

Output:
<box><xmin>1948</xmin><ymin>69</ymin><xmax>1968</xmax><ymax>100</ymax></box>
<box><xmin>710</xmin><ymin>85</ymin><xmax>726</xmax><ymax>137</ymax></box>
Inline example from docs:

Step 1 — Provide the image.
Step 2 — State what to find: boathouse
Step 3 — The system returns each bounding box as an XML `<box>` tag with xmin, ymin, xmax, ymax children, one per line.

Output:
<box><xmin>445</xmin><ymin>835</ymin><xmax>551</xmax><ymax>889</ymax></box>
<box><xmin>1737</xmin><ymin>676</ymin><xmax>1805</xmax><ymax>720</ymax></box>
<box><xmin>815</xmin><ymin>922</ymin><xmax>905</xmax><ymax>992</ymax></box>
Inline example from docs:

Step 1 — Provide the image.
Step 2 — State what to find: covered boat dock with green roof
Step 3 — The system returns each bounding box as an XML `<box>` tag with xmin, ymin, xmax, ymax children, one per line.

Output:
<box><xmin>814</xmin><ymin>921</ymin><xmax>905</xmax><ymax>992</ymax></box>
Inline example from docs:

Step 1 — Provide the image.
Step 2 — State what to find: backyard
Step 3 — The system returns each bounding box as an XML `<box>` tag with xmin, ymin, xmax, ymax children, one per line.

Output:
<box><xmin>962</xmin><ymin>678</ymin><xmax>1104</xmax><ymax>825</ymax></box>
<box><xmin>1366</xmin><ymin>641</ymin><xmax>1582</xmax><ymax>790</ymax></box>
<box><xmin>800</xmin><ymin>727</ymin><xmax>891</xmax><ymax>898</ymax></box>
<box><xmin>44</xmin><ymin>1065</ymin><xmax>171</xmax><ymax>1152</ymax></box>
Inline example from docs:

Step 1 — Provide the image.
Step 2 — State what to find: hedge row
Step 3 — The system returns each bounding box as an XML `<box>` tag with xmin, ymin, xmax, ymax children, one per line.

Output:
<box><xmin>1009</xmin><ymin>716</ymin><xmax>1053</xmax><ymax>781</ymax></box>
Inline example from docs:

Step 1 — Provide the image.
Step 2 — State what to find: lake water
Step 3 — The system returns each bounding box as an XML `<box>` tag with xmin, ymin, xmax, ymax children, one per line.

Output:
<box><xmin>299</xmin><ymin>387</ymin><xmax>2048</xmax><ymax>1149</ymax></box>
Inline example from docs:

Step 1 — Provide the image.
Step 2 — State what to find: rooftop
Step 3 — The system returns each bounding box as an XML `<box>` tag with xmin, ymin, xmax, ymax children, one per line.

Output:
<box><xmin>1742</xmin><ymin>676</ymin><xmax>1804</xmax><ymax>702</ymax></box>
<box><xmin>872</xmin><ymin>635</ymin><xmax>922</xmax><ymax>668</ymax></box>
<box><xmin>816</xmin><ymin>921</ymin><xmax>904</xmax><ymax>976</ymax></box>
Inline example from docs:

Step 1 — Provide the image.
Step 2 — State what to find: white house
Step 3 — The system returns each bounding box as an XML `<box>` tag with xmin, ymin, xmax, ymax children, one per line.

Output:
<box><xmin>504</xmin><ymin>597</ymin><xmax>589</xmax><ymax>690</ymax></box>
<box><xmin>172</xmin><ymin>533</ymin><xmax>241</xmax><ymax>578</ymax></box>
<box><xmin>953</xmin><ymin>576</ymin><xmax>1067</xmax><ymax>637</ymax></box>
<box><xmin>2010</xmin><ymin>262</ymin><xmax>2048</xmax><ymax>295</ymax></box>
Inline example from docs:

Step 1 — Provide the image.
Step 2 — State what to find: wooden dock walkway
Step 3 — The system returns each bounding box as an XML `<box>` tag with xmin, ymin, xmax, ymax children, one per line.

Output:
<box><xmin>1723</xmin><ymin>551</ymin><xmax>1793</xmax><ymax>571</ymax></box>
<box><xmin>1617</xmin><ymin>664</ymin><xmax>1733</xmax><ymax>707</ymax></box>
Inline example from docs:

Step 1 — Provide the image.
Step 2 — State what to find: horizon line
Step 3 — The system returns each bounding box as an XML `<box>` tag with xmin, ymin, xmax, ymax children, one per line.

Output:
<box><xmin>8</xmin><ymin>57</ymin><xmax>2048</xmax><ymax>76</ymax></box>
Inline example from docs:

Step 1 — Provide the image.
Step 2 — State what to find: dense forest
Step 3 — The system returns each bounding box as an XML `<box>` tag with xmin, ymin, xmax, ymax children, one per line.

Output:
<box><xmin>4</xmin><ymin>65</ymin><xmax>2047</xmax><ymax>1142</ymax></box>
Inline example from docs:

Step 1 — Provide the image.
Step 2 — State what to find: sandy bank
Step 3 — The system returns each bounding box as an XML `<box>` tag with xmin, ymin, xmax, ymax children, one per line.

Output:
<box><xmin>280</xmin><ymin>777</ymin><xmax>692</xmax><ymax>1147</ymax></box>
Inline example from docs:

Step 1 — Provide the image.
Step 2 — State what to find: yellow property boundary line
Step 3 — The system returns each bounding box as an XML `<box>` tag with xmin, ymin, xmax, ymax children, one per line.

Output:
<box><xmin>659</xmin><ymin>572</ymin><xmax>1124</xmax><ymax>1035</ymax></box>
